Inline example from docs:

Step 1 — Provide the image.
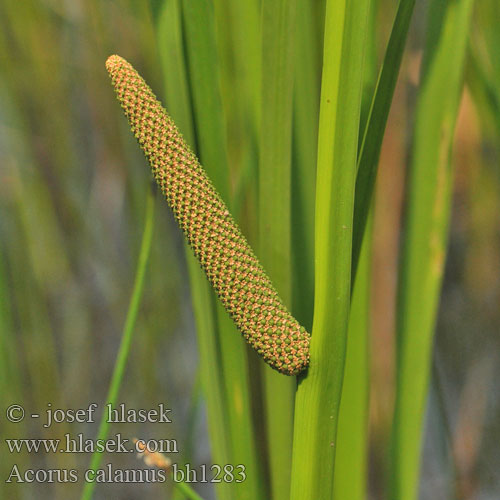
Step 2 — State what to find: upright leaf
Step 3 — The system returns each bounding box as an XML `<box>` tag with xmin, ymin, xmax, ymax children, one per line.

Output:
<box><xmin>390</xmin><ymin>0</ymin><xmax>475</xmax><ymax>498</ymax></box>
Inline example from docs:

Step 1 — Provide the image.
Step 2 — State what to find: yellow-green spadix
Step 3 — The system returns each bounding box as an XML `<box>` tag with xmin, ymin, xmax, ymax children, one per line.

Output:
<box><xmin>105</xmin><ymin>55</ymin><xmax>310</xmax><ymax>375</ymax></box>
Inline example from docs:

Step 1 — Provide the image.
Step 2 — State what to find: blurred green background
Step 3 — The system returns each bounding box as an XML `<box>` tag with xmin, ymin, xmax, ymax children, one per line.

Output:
<box><xmin>0</xmin><ymin>0</ymin><xmax>499</xmax><ymax>499</ymax></box>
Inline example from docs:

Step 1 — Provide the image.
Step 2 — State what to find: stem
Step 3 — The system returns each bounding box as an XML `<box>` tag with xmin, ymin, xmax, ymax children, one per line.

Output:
<box><xmin>290</xmin><ymin>0</ymin><xmax>370</xmax><ymax>497</ymax></box>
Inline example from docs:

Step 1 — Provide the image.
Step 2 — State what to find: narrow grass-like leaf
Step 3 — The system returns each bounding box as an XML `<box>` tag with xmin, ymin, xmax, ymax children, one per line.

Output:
<box><xmin>352</xmin><ymin>0</ymin><xmax>416</xmax><ymax>277</ymax></box>
<box><xmin>259</xmin><ymin>1</ymin><xmax>297</xmax><ymax>498</ymax></box>
<box><xmin>291</xmin><ymin>0</ymin><xmax>321</xmax><ymax>330</ymax></box>
<box><xmin>0</xmin><ymin>244</ymin><xmax>27</xmax><ymax>497</ymax></box>
<box><xmin>153</xmin><ymin>0</ymin><xmax>195</xmax><ymax>143</ymax></box>
<box><xmin>333</xmin><ymin>1</ymin><xmax>377</xmax><ymax>494</ymax></box>
<box><xmin>213</xmin><ymin>0</ymin><xmax>261</xmax><ymax>193</ymax></box>
<box><xmin>192</xmin><ymin>5</ymin><xmax>267</xmax><ymax>498</ymax></box>
<box><xmin>470</xmin><ymin>0</ymin><xmax>500</xmax><ymax>86</ymax></box>
<box><xmin>290</xmin><ymin>0</ymin><xmax>370</xmax><ymax>497</ymax></box>
<box><xmin>333</xmin><ymin>215</ymin><xmax>372</xmax><ymax>500</ymax></box>
<box><xmin>150</xmin><ymin>4</ymin><xmax>233</xmax><ymax>499</ymax></box>
<box><xmin>174</xmin><ymin>481</ymin><xmax>205</xmax><ymax>500</ymax></box>
<box><xmin>184</xmin><ymin>258</ymin><xmax>233</xmax><ymax>500</ymax></box>
<box><xmin>171</xmin><ymin>371</ymin><xmax>202</xmax><ymax>500</ymax></box>
<box><xmin>81</xmin><ymin>187</ymin><xmax>155</xmax><ymax>500</ymax></box>
<box><xmin>180</xmin><ymin>7</ymin><xmax>268</xmax><ymax>500</ymax></box>
<box><xmin>154</xmin><ymin>3</ymin><xmax>264</xmax><ymax>498</ymax></box>
<box><xmin>215</xmin><ymin>302</ymin><xmax>266</xmax><ymax>500</ymax></box>
<box><xmin>390</xmin><ymin>0</ymin><xmax>475</xmax><ymax>499</ymax></box>
<box><xmin>467</xmin><ymin>46</ymin><xmax>500</xmax><ymax>137</ymax></box>
<box><xmin>181</xmin><ymin>0</ymin><xmax>230</xmax><ymax>200</ymax></box>
<box><xmin>0</xmin><ymin>247</ymin><xmax>18</xmax><ymax>407</ymax></box>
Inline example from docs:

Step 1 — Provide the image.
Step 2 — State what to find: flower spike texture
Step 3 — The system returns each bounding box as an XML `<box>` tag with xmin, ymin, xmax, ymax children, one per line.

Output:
<box><xmin>106</xmin><ymin>55</ymin><xmax>310</xmax><ymax>375</ymax></box>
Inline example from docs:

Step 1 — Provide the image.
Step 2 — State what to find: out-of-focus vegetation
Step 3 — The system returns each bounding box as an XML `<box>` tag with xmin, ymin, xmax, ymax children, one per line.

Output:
<box><xmin>0</xmin><ymin>0</ymin><xmax>499</xmax><ymax>499</ymax></box>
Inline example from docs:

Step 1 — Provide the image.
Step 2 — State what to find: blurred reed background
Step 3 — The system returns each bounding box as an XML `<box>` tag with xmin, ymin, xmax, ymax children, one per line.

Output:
<box><xmin>0</xmin><ymin>0</ymin><xmax>499</xmax><ymax>499</ymax></box>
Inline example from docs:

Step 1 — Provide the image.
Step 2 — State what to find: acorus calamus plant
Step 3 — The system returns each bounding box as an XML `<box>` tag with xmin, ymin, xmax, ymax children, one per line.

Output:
<box><xmin>105</xmin><ymin>54</ymin><xmax>310</xmax><ymax>376</ymax></box>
